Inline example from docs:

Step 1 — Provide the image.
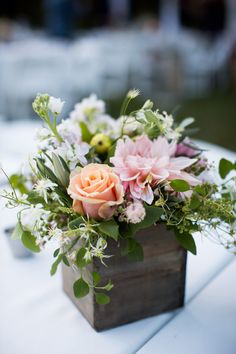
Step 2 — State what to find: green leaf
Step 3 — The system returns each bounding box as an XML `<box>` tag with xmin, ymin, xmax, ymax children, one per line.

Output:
<box><xmin>98</xmin><ymin>219</ymin><xmax>119</xmax><ymax>241</ymax></box>
<box><xmin>27</xmin><ymin>191</ymin><xmax>45</xmax><ymax>205</ymax></box>
<box><xmin>76</xmin><ymin>248</ymin><xmax>87</xmax><ymax>268</ymax></box>
<box><xmin>174</xmin><ymin>229</ymin><xmax>197</xmax><ymax>255</ymax></box>
<box><xmin>21</xmin><ymin>231</ymin><xmax>40</xmax><ymax>253</ymax></box>
<box><xmin>51</xmin><ymin>152</ymin><xmax>69</xmax><ymax>188</ymax></box>
<box><xmin>119</xmin><ymin>222</ymin><xmax>134</xmax><ymax>238</ymax></box>
<box><xmin>170</xmin><ymin>179</ymin><xmax>190</xmax><ymax>192</ymax></box>
<box><xmin>95</xmin><ymin>292</ymin><xmax>110</xmax><ymax>305</ymax></box>
<box><xmin>219</xmin><ymin>158</ymin><xmax>235</xmax><ymax>179</ymax></box>
<box><xmin>11</xmin><ymin>222</ymin><xmax>23</xmax><ymax>240</ymax></box>
<box><xmin>189</xmin><ymin>194</ymin><xmax>201</xmax><ymax>210</ymax></box>
<box><xmin>92</xmin><ymin>271</ymin><xmax>101</xmax><ymax>286</ymax></box>
<box><xmin>194</xmin><ymin>185</ymin><xmax>206</xmax><ymax>196</ymax></box>
<box><xmin>69</xmin><ymin>217</ymin><xmax>84</xmax><ymax>230</ymax></box>
<box><xmin>127</xmin><ymin>239</ymin><xmax>144</xmax><ymax>262</ymax></box>
<box><xmin>9</xmin><ymin>174</ymin><xmax>28</xmax><ymax>194</ymax></box>
<box><xmin>80</xmin><ymin>122</ymin><xmax>93</xmax><ymax>143</ymax></box>
<box><xmin>53</xmin><ymin>248</ymin><xmax>60</xmax><ymax>257</ymax></box>
<box><xmin>62</xmin><ymin>255</ymin><xmax>70</xmax><ymax>266</ymax></box>
<box><xmin>103</xmin><ymin>280</ymin><xmax>114</xmax><ymax>291</ymax></box>
<box><xmin>50</xmin><ymin>254</ymin><xmax>63</xmax><ymax>276</ymax></box>
<box><xmin>73</xmin><ymin>278</ymin><xmax>90</xmax><ymax>298</ymax></box>
<box><xmin>131</xmin><ymin>206</ymin><xmax>163</xmax><ymax>234</ymax></box>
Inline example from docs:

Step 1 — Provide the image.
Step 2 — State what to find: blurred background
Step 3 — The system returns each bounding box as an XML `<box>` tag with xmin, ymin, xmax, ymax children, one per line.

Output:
<box><xmin>0</xmin><ymin>0</ymin><xmax>236</xmax><ymax>150</ymax></box>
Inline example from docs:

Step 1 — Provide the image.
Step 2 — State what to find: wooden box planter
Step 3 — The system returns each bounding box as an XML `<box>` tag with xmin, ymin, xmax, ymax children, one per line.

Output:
<box><xmin>62</xmin><ymin>224</ymin><xmax>187</xmax><ymax>331</ymax></box>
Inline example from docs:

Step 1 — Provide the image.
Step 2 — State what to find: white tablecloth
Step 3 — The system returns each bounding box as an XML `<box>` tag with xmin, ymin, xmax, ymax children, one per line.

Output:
<box><xmin>0</xmin><ymin>122</ymin><xmax>235</xmax><ymax>354</ymax></box>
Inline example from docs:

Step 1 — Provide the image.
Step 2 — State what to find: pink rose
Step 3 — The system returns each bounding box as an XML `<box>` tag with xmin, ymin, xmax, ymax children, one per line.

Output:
<box><xmin>67</xmin><ymin>164</ymin><xmax>124</xmax><ymax>220</ymax></box>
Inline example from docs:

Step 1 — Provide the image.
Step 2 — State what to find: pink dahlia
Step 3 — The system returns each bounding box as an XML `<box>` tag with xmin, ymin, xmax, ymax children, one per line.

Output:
<box><xmin>110</xmin><ymin>135</ymin><xmax>199</xmax><ymax>204</ymax></box>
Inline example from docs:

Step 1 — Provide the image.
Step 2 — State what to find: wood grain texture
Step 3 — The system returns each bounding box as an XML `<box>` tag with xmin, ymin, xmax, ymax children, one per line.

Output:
<box><xmin>62</xmin><ymin>224</ymin><xmax>187</xmax><ymax>331</ymax></box>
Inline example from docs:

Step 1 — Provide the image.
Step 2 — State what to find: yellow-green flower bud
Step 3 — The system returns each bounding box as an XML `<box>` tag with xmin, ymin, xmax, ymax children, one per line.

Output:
<box><xmin>90</xmin><ymin>133</ymin><xmax>111</xmax><ymax>154</ymax></box>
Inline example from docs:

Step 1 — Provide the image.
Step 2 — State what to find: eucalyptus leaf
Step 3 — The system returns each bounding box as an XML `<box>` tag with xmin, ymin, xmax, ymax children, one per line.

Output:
<box><xmin>73</xmin><ymin>278</ymin><xmax>90</xmax><ymax>298</ymax></box>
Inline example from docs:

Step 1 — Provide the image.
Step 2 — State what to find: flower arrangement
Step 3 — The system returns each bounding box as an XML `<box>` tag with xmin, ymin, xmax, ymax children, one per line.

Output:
<box><xmin>1</xmin><ymin>90</ymin><xmax>236</xmax><ymax>305</ymax></box>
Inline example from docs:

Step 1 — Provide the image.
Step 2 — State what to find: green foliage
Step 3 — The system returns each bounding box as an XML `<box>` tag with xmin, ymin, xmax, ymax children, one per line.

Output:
<box><xmin>51</xmin><ymin>153</ymin><xmax>69</xmax><ymax>188</ymax></box>
<box><xmin>131</xmin><ymin>206</ymin><xmax>163</xmax><ymax>234</ymax></box>
<box><xmin>95</xmin><ymin>292</ymin><xmax>110</xmax><ymax>305</ymax></box>
<box><xmin>92</xmin><ymin>271</ymin><xmax>101</xmax><ymax>286</ymax></box>
<box><xmin>73</xmin><ymin>278</ymin><xmax>90</xmax><ymax>298</ymax></box>
<box><xmin>11</xmin><ymin>222</ymin><xmax>23</xmax><ymax>240</ymax></box>
<box><xmin>27</xmin><ymin>191</ymin><xmax>45</xmax><ymax>205</ymax></box>
<box><xmin>174</xmin><ymin>229</ymin><xmax>197</xmax><ymax>255</ymax></box>
<box><xmin>53</xmin><ymin>248</ymin><xmax>60</xmax><ymax>257</ymax></box>
<box><xmin>143</xmin><ymin>110</ymin><xmax>161</xmax><ymax>139</ymax></box>
<box><xmin>189</xmin><ymin>194</ymin><xmax>201</xmax><ymax>210</ymax></box>
<box><xmin>121</xmin><ymin>238</ymin><xmax>144</xmax><ymax>262</ymax></box>
<box><xmin>50</xmin><ymin>254</ymin><xmax>63</xmax><ymax>275</ymax></box>
<box><xmin>21</xmin><ymin>231</ymin><xmax>40</xmax><ymax>253</ymax></box>
<box><xmin>98</xmin><ymin>219</ymin><xmax>119</xmax><ymax>241</ymax></box>
<box><xmin>62</xmin><ymin>255</ymin><xmax>70</xmax><ymax>266</ymax></box>
<box><xmin>170</xmin><ymin>179</ymin><xmax>190</xmax><ymax>192</ymax></box>
<box><xmin>76</xmin><ymin>248</ymin><xmax>88</xmax><ymax>268</ymax></box>
<box><xmin>69</xmin><ymin>217</ymin><xmax>84</xmax><ymax>230</ymax></box>
<box><xmin>219</xmin><ymin>158</ymin><xmax>236</xmax><ymax>179</ymax></box>
<box><xmin>9</xmin><ymin>174</ymin><xmax>28</xmax><ymax>194</ymax></box>
<box><xmin>80</xmin><ymin>122</ymin><xmax>93</xmax><ymax>143</ymax></box>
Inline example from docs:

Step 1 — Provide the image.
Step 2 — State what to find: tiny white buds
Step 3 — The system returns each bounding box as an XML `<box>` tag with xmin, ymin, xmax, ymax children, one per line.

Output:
<box><xmin>127</xmin><ymin>89</ymin><xmax>140</xmax><ymax>99</ymax></box>
<box><xmin>48</xmin><ymin>96</ymin><xmax>65</xmax><ymax>115</ymax></box>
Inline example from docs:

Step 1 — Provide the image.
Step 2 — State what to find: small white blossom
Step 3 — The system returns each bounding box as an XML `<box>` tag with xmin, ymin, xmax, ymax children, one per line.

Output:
<box><xmin>48</xmin><ymin>227</ymin><xmax>63</xmax><ymax>240</ymax></box>
<box><xmin>34</xmin><ymin>179</ymin><xmax>57</xmax><ymax>202</ymax></box>
<box><xmin>84</xmin><ymin>249</ymin><xmax>92</xmax><ymax>262</ymax></box>
<box><xmin>175</xmin><ymin>117</ymin><xmax>195</xmax><ymax>136</ymax></box>
<box><xmin>21</xmin><ymin>204</ymin><xmax>50</xmax><ymax>231</ymax></box>
<box><xmin>55</xmin><ymin>140</ymin><xmax>89</xmax><ymax>170</ymax></box>
<box><xmin>57</xmin><ymin>119</ymin><xmax>81</xmax><ymax>144</ymax></box>
<box><xmin>127</xmin><ymin>89</ymin><xmax>140</xmax><ymax>99</ymax></box>
<box><xmin>70</xmin><ymin>94</ymin><xmax>105</xmax><ymax>122</ymax></box>
<box><xmin>48</xmin><ymin>96</ymin><xmax>65</xmax><ymax>115</ymax></box>
<box><xmin>120</xmin><ymin>116</ymin><xmax>143</xmax><ymax>136</ymax></box>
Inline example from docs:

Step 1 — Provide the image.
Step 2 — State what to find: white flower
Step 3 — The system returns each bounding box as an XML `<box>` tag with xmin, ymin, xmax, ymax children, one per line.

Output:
<box><xmin>55</xmin><ymin>140</ymin><xmax>89</xmax><ymax>170</ymax></box>
<box><xmin>127</xmin><ymin>89</ymin><xmax>140</xmax><ymax>99</ymax></box>
<box><xmin>57</xmin><ymin>119</ymin><xmax>81</xmax><ymax>144</ymax></box>
<box><xmin>125</xmin><ymin>201</ymin><xmax>146</xmax><ymax>224</ymax></box>
<box><xmin>69</xmin><ymin>94</ymin><xmax>105</xmax><ymax>122</ymax></box>
<box><xmin>175</xmin><ymin>117</ymin><xmax>195</xmax><ymax>136</ymax></box>
<box><xmin>120</xmin><ymin>115</ymin><xmax>143</xmax><ymax>136</ymax></box>
<box><xmin>48</xmin><ymin>96</ymin><xmax>65</xmax><ymax>115</ymax></box>
<box><xmin>34</xmin><ymin>179</ymin><xmax>57</xmax><ymax>202</ymax></box>
<box><xmin>21</xmin><ymin>204</ymin><xmax>50</xmax><ymax>231</ymax></box>
<box><xmin>48</xmin><ymin>227</ymin><xmax>63</xmax><ymax>240</ymax></box>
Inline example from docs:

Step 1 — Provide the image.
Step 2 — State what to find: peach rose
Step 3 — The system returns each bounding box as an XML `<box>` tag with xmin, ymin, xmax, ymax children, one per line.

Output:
<box><xmin>67</xmin><ymin>164</ymin><xmax>124</xmax><ymax>220</ymax></box>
